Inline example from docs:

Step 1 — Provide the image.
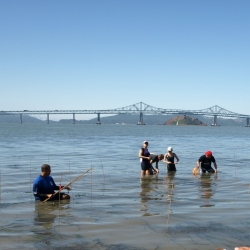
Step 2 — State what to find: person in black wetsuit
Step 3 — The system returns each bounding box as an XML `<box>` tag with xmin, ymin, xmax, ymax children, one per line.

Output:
<box><xmin>196</xmin><ymin>151</ymin><xmax>218</xmax><ymax>173</ymax></box>
<box><xmin>163</xmin><ymin>146</ymin><xmax>179</xmax><ymax>171</ymax></box>
<box><xmin>149</xmin><ymin>154</ymin><xmax>164</xmax><ymax>174</ymax></box>
<box><xmin>139</xmin><ymin>141</ymin><xmax>151</xmax><ymax>176</ymax></box>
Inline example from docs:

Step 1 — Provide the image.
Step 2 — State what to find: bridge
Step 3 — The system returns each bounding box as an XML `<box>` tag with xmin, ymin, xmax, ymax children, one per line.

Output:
<box><xmin>1</xmin><ymin>102</ymin><xmax>250</xmax><ymax>126</ymax></box>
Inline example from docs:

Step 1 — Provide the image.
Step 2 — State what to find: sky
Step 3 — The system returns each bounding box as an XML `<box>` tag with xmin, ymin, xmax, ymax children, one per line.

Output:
<box><xmin>1</xmin><ymin>0</ymin><xmax>250</xmax><ymax>120</ymax></box>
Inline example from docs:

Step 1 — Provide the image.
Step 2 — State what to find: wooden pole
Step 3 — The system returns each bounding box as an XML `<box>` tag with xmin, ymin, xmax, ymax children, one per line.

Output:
<box><xmin>43</xmin><ymin>167</ymin><xmax>93</xmax><ymax>203</ymax></box>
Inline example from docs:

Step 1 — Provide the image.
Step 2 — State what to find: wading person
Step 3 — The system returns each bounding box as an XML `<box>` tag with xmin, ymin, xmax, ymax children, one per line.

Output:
<box><xmin>33</xmin><ymin>164</ymin><xmax>70</xmax><ymax>201</ymax></box>
<box><xmin>164</xmin><ymin>146</ymin><xmax>179</xmax><ymax>171</ymax></box>
<box><xmin>149</xmin><ymin>154</ymin><xmax>164</xmax><ymax>174</ymax></box>
<box><xmin>139</xmin><ymin>141</ymin><xmax>151</xmax><ymax>176</ymax></box>
<box><xmin>196</xmin><ymin>151</ymin><xmax>218</xmax><ymax>173</ymax></box>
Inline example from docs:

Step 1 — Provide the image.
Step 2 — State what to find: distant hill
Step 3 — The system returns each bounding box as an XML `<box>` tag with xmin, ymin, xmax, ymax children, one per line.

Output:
<box><xmin>0</xmin><ymin>113</ymin><xmax>246</xmax><ymax>126</ymax></box>
<box><xmin>59</xmin><ymin>113</ymin><xmax>246</xmax><ymax>126</ymax></box>
<box><xmin>0</xmin><ymin>113</ymin><xmax>44</xmax><ymax>123</ymax></box>
<box><xmin>164</xmin><ymin>115</ymin><xmax>206</xmax><ymax>126</ymax></box>
<box><xmin>58</xmin><ymin>114</ymin><xmax>169</xmax><ymax>125</ymax></box>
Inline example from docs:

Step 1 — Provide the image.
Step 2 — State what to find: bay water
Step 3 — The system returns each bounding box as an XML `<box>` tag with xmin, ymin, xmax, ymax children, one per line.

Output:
<box><xmin>0</xmin><ymin>124</ymin><xmax>250</xmax><ymax>250</ymax></box>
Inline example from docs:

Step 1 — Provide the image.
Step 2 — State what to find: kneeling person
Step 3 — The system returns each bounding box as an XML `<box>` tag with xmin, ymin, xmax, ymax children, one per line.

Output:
<box><xmin>33</xmin><ymin>164</ymin><xmax>70</xmax><ymax>201</ymax></box>
<box><xmin>197</xmin><ymin>151</ymin><xmax>218</xmax><ymax>173</ymax></box>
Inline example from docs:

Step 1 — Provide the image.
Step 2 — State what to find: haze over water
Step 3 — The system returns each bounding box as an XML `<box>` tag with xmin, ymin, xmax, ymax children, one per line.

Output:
<box><xmin>0</xmin><ymin>124</ymin><xmax>250</xmax><ymax>250</ymax></box>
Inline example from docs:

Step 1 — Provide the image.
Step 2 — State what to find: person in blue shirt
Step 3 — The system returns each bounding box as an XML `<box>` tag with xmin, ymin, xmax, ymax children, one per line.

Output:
<box><xmin>33</xmin><ymin>164</ymin><xmax>70</xmax><ymax>201</ymax></box>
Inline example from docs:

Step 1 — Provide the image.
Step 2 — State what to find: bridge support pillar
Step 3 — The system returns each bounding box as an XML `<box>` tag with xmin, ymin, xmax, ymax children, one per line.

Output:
<box><xmin>96</xmin><ymin>113</ymin><xmax>101</xmax><ymax>124</ymax></box>
<box><xmin>73</xmin><ymin>113</ymin><xmax>75</xmax><ymax>124</ymax></box>
<box><xmin>246</xmin><ymin>117</ymin><xmax>250</xmax><ymax>127</ymax></box>
<box><xmin>20</xmin><ymin>114</ymin><xmax>22</xmax><ymax>124</ymax></box>
<box><xmin>47</xmin><ymin>113</ymin><xmax>49</xmax><ymax>124</ymax></box>
<box><xmin>211</xmin><ymin>115</ymin><xmax>219</xmax><ymax>126</ymax></box>
<box><xmin>137</xmin><ymin>112</ymin><xmax>146</xmax><ymax>125</ymax></box>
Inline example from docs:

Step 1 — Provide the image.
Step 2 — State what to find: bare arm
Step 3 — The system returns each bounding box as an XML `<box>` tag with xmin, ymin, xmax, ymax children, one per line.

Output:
<box><xmin>139</xmin><ymin>149</ymin><xmax>143</xmax><ymax>158</ymax></box>
<box><xmin>163</xmin><ymin>154</ymin><xmax>167</xmax><ymax>162</ymax></box>
<box><xmin>139</xmin><ymin>149</ymin><xmax>150</xmax><ymax>160</ymax></box>
<box><xmin>149</xmin><ymin>159</ymin><xmax>154</xmax><ymax>168</ymax></box>
<box><xmin>213</xmin><ymin>162</ymin><xmax>218</xmax><ymax>172</ymax></box>
<box><xmin>148</xmin><ymin>159</ymin><xmax>159</xmax><ymax>174</ymax></box>
<box><xmin>174</xmin><ymin>153</ymin><xmax>179</xmax><ymax>164</ymax></box>
<box><xmin>196</xmin><ymin>160</ymin><xmax>200</xmax><ymax>168</ymax></box>
<box><xmin>155</xmin><ymin>161</ymin><xmax>158</xmax><ymax>169</ymax></box>
<box><xmin>155</xmin><ymin>161</ymin><xmax>159</xmax><ymax>173</ymax></box>
<box><xmin>163</xmin><ymin>153</ymin><xmax>171</xmax><ymax>163</ymax></box>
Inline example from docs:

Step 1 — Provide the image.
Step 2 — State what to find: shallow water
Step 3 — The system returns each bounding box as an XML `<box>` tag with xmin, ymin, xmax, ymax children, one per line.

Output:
<box><xmin>0</xmin><ymin>124</ymin><xmax>250</xmax><ymax>249</ymax></box>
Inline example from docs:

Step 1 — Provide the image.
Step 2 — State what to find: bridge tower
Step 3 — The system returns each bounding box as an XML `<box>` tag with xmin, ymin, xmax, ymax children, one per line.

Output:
<box><xmin>246</xmin><ymin>117</ymin><xmax>250</xmax><ymax>127</ymax></box>
<box><xmin>137</xmin><ymin>102</ymin><xmax>146</xmax><ymax>125</ymax></box>
<box><xmin>47</xmin><ymin>114</ymin><xmax>49</xmax><ymax>124</ymax></box>
<box><xmin>20</xmin><ymin>114</ymin><xmax>22</xmax><ymax>124</ymax></box>
<box><xmin>137</xmin><ymin>112</ymin><xmax>146</xmax><ymax>125</ymax></box>
<box><xmin>96</xmin><ymin>113</ymin><xmax>101</xmax><ymax>124</ymax></box>
<box><xmin>211</xmin><ymin>115</ymin><xmax>219</xmax><ymax>126</ymax></box>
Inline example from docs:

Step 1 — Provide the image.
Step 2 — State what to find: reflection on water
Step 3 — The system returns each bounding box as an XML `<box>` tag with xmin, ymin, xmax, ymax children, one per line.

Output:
<box><xmin>32</xmin><ymin>200</ymin><xmax>70</xmax><ymax>235</ymax></box>
<box><xmin>34</xmin><ymin>203</ymin><xmax>57</xmax><ymax>230</ymax></box>
<box><xmin>165</xmin><ymin>171</ymin><xmax>176</xmax><ymax>189</ymax></box>
<box><xmin>139</xmin><ymin>175</ymin><xmax>161</xmax><ymax>216</ymax></box>
<box><xmin>139</xmin><ymin>172</ymin><xmax>176</xmax><ymax>216</ymax></box>
<box><xmin>164</xmin><ymin>171</ymin><xmax>176</xmax><ymax>205</ymax></box>
<box><xmin>34</xmin><ymin>201</ymin><xmax>69</xmax><ymax>226</ymax></box>
<box><xmin>197</xmin><ymin>173</ymin><xmax>217</xmax><ymax>208</ymax></box>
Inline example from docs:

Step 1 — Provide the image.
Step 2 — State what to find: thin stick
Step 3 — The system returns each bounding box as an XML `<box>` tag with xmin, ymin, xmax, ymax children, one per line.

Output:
<box><xmin>68</xmin><ymin>160</ymin><xmax>71</xmax><ymax>189</ymax></box>
<box><xmin>234</xmin><ymin>151</ymin><xmax>236</xmax><ymax>178</ymax></box>
<box><xmin>43</xmin><ymin>168</ymin><xmax>93</xmax><ymax>203</ymax></box>
<box><xmin>164</xmin><ymin>161</ymin><xmax>172</xmax><ymax>250</ymax></box>
<box><xmin>30</xmin><ymin>158</ymin><xmax>32</xmax><ymax>200</ymax></box>
<box><xmin>90</xmin><ymin>162</ymin><xmax>93</xmax><ymax>211</ymax></box>
<box><xmin>58</xmin><ymin>174</ymin><xmax>62</xmax><ymax>234</ymax></box>
<box><xmin>163</xmin><ymin>160</ymin><xmax>167</xmax><ymax>178</ymax></box>
<box><xmin>222</xmin><ymin>153</ymin><xmax>224</xmax><ymax>173</ymax></box>
<box><xmin>100</xmin><ymin>157</ymin><xmax>105</xmax><ymax>197</ymax></box>
<box><xmin>164</xmin><ymin>161</ymin><xmax>168</xmax><ymax>226</ymax></box>
<box><xmin>233</xmin><ymin>151</ymin><xmax>236</xmax><ymax>219</ymax></box>
<box><xmin>0</xmin><ymin>164</ymin><xmax>1</xmax><ymax>212</ymax></box>
<box><xmin>100</xmin><ymin>157</ymin><xmax>105</xmax><ymax>184</ymax></box>
<box><xmin>68</xmin><ymin>160</ymin><xmax>74</xmax><ymax>207</ymax></box>
<box><xmin>166</xmin><ymin>182</ymin><xmax>174</xmax><ymax>234</ymax></box>
<box><xmin>163</xmin><ymin>168</ymin><xmax>167</xmax><ymax>247</ymax></box>
<box><xmin>59</xmin><ymin>173</ymin><xmax>62</xmax><ymax>204</ymax></box>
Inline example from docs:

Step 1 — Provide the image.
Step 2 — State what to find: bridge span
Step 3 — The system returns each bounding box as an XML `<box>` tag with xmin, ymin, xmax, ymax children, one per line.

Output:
<box><xmin>1</xmin><ymin>102</ymin><xmax>250</xmax><ymax>126</ymax></box>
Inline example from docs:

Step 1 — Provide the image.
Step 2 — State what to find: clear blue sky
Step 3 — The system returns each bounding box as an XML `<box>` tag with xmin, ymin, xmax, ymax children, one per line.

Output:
<box><xmin>1</xmin><ymin>0</ymin><xmax>250</xmax><ymax>120</ymax></box>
